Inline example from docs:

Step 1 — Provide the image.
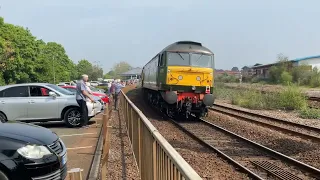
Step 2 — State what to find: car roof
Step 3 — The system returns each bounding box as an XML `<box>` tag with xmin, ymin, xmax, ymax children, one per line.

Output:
<box><xmin>0</xmin><ymin>83</ymin><xmax>52</xmax><ymax>91</ymax></box>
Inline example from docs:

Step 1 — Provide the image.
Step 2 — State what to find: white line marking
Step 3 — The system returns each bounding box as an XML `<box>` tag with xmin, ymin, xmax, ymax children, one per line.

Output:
<box><xmin>67</xmin><ymin>146</ymin><xmax>93</xmax><ymax>150</ymax></box>
<box><xmin>60</xmin><ymin>133</ymin><xmax>96</xmax><ymax>137</ymax></box>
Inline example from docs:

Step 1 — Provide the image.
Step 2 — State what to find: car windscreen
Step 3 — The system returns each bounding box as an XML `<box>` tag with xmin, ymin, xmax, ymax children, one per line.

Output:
<box><xmin>46</xmin><ymin>84</ymin><xmax>75</xmax><ymax>95</ymax></box>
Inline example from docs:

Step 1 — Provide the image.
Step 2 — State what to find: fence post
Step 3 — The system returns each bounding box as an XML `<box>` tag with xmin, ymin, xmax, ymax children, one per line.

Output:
<box><xmin>99</xmin><ymin>102</ymin><xmax>112</xmax><ymax>180</ymax></box>
<box><xmin>68</xmin><ymin>168</ymin><xmax>83</xmax><ymax>180</ymax></box>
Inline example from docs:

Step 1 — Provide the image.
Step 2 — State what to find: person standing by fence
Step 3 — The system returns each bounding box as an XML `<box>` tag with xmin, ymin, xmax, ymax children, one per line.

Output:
<box><xmin>113</xmin><ymin>80</ymin><xmax>125</xmax><ymax>110</ymax></box>
<box><xmin>76</xmin><ymin>74</ymin><xmax>95</xmax><ymax>128</ymax></box>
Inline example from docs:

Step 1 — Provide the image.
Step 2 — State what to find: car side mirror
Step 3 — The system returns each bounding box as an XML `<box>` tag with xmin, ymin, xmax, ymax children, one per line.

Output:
<box><xmin>49</xmin><ymin>91</ymin><xmax>57</xmax><ymax>97</ymax></box>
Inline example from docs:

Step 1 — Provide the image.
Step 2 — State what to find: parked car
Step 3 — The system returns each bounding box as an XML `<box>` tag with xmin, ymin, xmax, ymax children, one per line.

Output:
<box><xmin>0</xmin><ymin>121</ymin><xmax>67</xmax><ymax>180</ymax></box>
<box><xmin>89</xmin><ymin>86</ymin><xmax>106</xmax><ymax>93</ymax></box>
<box><xmin>61</xmin><ymin>85</ymin><xmax>109</xmax><ymax>104</ymax></box>
<box><xmin>57</xmin><ymin>82</ymin><xmax>76</xmax><ymax>86</ymax></box>
<box><xmin>0</xmin><ymin>83</ymin><xmax>102</xmax><ymax>127</ymax></box>
<box><xmin>90</xmin><ymin>81</ymin><xmax>99</xmax><ymax>87</ymax></box>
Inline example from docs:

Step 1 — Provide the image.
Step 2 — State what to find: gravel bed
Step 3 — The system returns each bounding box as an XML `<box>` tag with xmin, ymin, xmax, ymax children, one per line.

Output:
<box><xmin>212</xmin><ymin>105</ymin><xmax>320</xmax><ymax>139</ymax></box>
<box><xmin>215</xmin><ymin>100</ymin><xmax>320</xmax><ymax>128</ymax></box>
<box><xmin>179</xmin><ymin>121</ymin><xmax>311</xmax><ymax>180</ymax></box>
<box><xmin>125</xmin><ymin>88</ymin><xmax>249</xmax><ymax>180</ymax></box>
<box><xmin>205</xmin><ymin>110</ymin><xmax>320</xmax><ymax>170</ymax></box>
<box><xmin>106</xmin><ymin>109</ymin><xmax>141</xmax><ymax>179</ymax></box>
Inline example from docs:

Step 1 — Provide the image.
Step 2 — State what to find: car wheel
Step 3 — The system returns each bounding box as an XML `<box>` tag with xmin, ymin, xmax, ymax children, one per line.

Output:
<box><xmin>64</xmin><ymin>108</ymin><xmax>81</xmax><ymax>128</ymax></box>
<box><xmin>0</xmin><ymin>113</ymin><xmax>7</xmax><ymax>123</ymax></box>
<box><xmin>0</xmin><ymin>170</ymin><xmax>9</xmax><ymax>180</ymax></box>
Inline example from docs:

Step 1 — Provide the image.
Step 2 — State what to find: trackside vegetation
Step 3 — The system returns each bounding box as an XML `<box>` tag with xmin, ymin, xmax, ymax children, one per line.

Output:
<box><xmin>213</xmin><ymin>82</ymin><xmax>320</xmax><ymax>119</ymax></box>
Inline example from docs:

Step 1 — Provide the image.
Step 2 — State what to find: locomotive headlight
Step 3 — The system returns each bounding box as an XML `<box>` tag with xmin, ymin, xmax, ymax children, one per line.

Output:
<box><xmin>196</xmin><ymin>76</ymin><xmax>201</xmax><ymax>81</ymax></box>
<box><xmin>192</xmin><ymin>86</ymin><xmax>196</xmax><ymax>90</ymax></box>
<box><xmin>178</xmin><ymin>75</ymin><xmax>183</xmax><ymax>80</ymax></box>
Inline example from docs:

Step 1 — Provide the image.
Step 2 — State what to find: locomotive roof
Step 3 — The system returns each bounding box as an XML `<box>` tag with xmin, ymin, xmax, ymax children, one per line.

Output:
<box><xmin>160</xmin><ymin>41</ymin><xmax>214</xmax><ymax>54</ymax></box>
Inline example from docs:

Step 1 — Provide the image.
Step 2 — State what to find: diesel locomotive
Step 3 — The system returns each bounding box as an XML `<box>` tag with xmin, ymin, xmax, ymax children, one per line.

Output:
<box><xmin>141</xmin><ymin>41</ymin><xmax>215</xmax><ymax>119</ymax></box>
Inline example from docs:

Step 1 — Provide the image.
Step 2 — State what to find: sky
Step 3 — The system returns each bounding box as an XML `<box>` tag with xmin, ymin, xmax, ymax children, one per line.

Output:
<box><xmin>0</xmin><ymin>0</ymin><xmax>319</xmax><ymax>73</ymax></box>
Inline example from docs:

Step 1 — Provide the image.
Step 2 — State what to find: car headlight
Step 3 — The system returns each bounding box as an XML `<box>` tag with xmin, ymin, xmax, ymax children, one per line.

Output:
<box><xmin>17</xmin><ymin>145</ymin><xmax>52</xmax><ymax>159</ymax></box>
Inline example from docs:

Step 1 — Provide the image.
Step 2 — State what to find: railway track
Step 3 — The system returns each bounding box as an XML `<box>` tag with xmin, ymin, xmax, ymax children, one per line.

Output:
<box><xmin>209</xmin><ymin>104</ymin><xmax>320</xmax><ymax>143</ymax></box>
<box><xmin>170</xmin><ymin>117</ymin><xmax>320</xmax><ymax>180</ymax></box>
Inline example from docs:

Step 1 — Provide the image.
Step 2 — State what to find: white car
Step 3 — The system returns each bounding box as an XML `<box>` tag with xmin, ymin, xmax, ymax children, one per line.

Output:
<box><xmin>90</xmin><ymin>81</ymin><xmax>100</xmax><ymax>86</ymax></box>
<box><xmin>0</xmin><ymin>83</ymin><xmax>102</xmax><ymax>127</ymax></box>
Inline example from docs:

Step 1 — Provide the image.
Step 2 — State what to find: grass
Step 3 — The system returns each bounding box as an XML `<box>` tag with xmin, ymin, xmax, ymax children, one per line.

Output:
<box><xmin>214</xmin><ymin>83</ymin><xmax>320</xmax><ymax>119</ymax></box>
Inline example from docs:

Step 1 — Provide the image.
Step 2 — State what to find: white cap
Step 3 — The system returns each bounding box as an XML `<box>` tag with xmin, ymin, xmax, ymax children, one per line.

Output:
<box><xmin>82</xmin><ymin>74</ymin><xmax>88</xmax><ymax>78</ymax></box>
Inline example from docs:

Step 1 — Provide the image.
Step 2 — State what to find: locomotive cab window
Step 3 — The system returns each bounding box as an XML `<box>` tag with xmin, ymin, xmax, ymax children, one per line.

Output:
<box><xmin>190</xmin><ymin>54</ymin><xmax>213</xmax><ymax>68</ymax></box>
<box><xmin>167</xmin><ymin>52</ymin><xmax>213</xmax><ymax>68</ymax></box>
<box><xmin>167</xmin><ymin>52</ymin><xmax>190</xmax><ymax>66</ymax></box>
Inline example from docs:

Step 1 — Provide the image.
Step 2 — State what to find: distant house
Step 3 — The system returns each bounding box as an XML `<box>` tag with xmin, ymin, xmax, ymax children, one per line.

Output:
<box><xmin>119</xmin><ymin>67</ymin><xmax>142</xmax><ymax>80</ymax></box>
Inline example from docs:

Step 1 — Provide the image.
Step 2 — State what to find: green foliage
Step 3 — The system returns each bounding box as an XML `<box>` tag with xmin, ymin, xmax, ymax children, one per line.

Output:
<box><xmin>280</xmin><ymin>71</ymin><xmax>292</xmax><ymax>85</ymax></box>
<box><xmin>277</xmin><ymin>85</ymin><xmax>307</xmax><ymax>110</ymax></box>
<box><xmin>299</xmin><ymin>108</ymin><xmax>320</xmax><ymax>119</ymax></box>
<box><xmin>215</xmin><ymin>73</ymin><xmax>238</xmax><ymax>83</ymax></box>
<box><xmin>214</xmin><ymin>85</ymin><xmax>307</xmax><ymax>110</ymax></box>
<box><xmin>0</xmin><ymin>17</ymin><xmax>107</xmax><ymax>84</ymax></box>
<box><xmin>103</xmin><ymin>62</ymin><xmax>133</xmax><ymax>79</ymax></box>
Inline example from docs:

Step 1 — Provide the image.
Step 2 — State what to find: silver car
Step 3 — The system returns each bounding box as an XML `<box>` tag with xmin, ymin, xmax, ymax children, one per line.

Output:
<box><xmin>0</xmin><ymin>83</ymin><xmax>102</xmax><ymax>127</ymax></box>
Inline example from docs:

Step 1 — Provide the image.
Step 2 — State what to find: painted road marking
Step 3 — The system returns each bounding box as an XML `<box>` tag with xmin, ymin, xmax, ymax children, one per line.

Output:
<box><xmin>67</xmin><ymin>146</ymin><xmax>94</xmax><ymax>150</ymax></box>
<box><xmin>60</xmin><ymin>133</ymin><xmax>96</xmax><ymax>137</ymax></box>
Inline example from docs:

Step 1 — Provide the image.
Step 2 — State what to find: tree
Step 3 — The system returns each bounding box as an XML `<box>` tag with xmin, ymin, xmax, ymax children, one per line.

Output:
<box><xmin>231</xmin><ymin>67</ymin><xmax>239</xmax><ymax>71</ymax></box>
<box><xmin>90</xmin><ymin>65</ymin><xmax>103</xmax><ymax>81</ymax></box>
<box><xmin>76</xmin><ymin>59</ymin><xmax>93</xmax><ymax>77</ymax></box>
<box><xmin>0</xmin><ymin>16</ymin><xmax>99</xmax><ymax>85</ymax></box>
<box><xmin>112</xmin><ymin>61</ymin><xmax>132</xmax><ymax>75</ymax></box>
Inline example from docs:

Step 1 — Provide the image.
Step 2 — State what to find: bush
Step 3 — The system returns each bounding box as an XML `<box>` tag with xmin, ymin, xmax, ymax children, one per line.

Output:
<box><xmin>299</xmin><ymin>108</ymin><xmax>320</xmax><ymax>119</ymax></box>
<box><xmin>214</xmin><ymin>85</ymin><xmax>307</xmax><ymax>111</ymax></box>
<box><xmin>281</xmin><ymin>71</ymin><xmax>292</xmax><ymax>85</ymax></box>
<box><xmin>277</xmin><ymin>85</ymin><xmax>307</xmax><ymax>110</ymax></box>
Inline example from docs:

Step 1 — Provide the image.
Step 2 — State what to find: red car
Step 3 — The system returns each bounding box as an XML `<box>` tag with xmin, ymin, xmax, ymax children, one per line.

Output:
<box><xmin>61</xmin><ymin>86</ymin><xmax>109</xmax><ymax>104</ymax></box>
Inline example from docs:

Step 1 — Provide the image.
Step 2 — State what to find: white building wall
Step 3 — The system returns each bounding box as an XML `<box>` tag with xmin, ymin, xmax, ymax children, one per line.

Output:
<box><xmin>297</xmin><ymin>57</ymin><xmax>320</xmax><ymax>69</ymax></box>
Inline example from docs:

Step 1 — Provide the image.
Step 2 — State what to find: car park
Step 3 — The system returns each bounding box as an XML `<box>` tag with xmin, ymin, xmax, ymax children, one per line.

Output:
<box><xmin>0</xmin><ymin>121</ymin><xmax>67</xmax><ymax>180</ymax></box>
<box><xmin>0</xmin><ymin>83</ymin><xmax>102</xmax><ymax>127</ymax></box>
<box><xmin>61</xmin><ymin>85</ymin><xmax>109</xmax><ymax>104</ymax></box>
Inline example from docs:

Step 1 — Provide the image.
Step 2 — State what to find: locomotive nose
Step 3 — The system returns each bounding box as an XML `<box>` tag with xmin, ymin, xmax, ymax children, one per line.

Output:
<box><xmin>203</xmin><ymin>94</ymin><xmax>214</xmax><ymax>106</ymax></box>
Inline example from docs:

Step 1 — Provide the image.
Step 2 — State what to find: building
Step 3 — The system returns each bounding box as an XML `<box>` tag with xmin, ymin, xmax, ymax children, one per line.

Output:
<box><xmin>119</xmin><ymin>67</ymin><xmax>142</xmax><ymax>80</ymax></box>
<box><xmin>215</xmin><ymin>69</ymin><xmax>241</xmax><ymax>78</ymax></box>
<box><xmin>250</xmin><ymin>55</ymin><xmax>319</xmax><ymax>79</ymax></box>
<box><xmin>291</xmin><ymin>55</ymin><xmax>320</xmax><ymax>68</ymax></box>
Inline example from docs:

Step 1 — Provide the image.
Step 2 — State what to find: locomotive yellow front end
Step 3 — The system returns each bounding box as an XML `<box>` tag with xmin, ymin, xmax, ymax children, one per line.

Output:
<box><xmin>163</xmin><ymin>50</ymin><xmax>215</xmax><ymax>118</ymax></box>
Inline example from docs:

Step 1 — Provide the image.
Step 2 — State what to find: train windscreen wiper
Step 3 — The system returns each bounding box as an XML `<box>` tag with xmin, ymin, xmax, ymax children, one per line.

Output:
<box><xmin>177</xmin><ymin>53</ymin><xmax>186</xmax><ymax>61</ymax></box>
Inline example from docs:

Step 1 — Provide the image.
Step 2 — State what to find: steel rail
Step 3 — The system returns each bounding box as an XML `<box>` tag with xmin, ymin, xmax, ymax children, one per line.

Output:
<box><xmin>210</xmin><ymin>104</ymin><xmax>320</xmax><ymax>143</ymax></box>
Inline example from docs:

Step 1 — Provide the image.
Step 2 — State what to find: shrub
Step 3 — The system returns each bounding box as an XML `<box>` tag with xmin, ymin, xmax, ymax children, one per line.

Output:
<box><xmin>281</xmin><ymin>71</ymin><xmax>292</xmax><ymax>85</ymax></box>
<box><xmin>215</xmin><ymin>84</ymin><xmax>307</xmax><ymax>111</ymax></box>
<box><xmin>299</xmin><ymin>108</ymin><xmax>320</xmax><ymax>119</ymax></box>
<box><xmin>276</xmin><ymin>85</ymin><xmax>307</xmax><ymax>110</ymax></box>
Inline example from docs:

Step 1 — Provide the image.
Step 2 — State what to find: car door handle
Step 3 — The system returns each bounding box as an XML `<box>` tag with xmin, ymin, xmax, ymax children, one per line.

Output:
<box><xmin>28</xmin><ymin>100</ymin><xmax>35</xmax><ymax>104</ymax></box>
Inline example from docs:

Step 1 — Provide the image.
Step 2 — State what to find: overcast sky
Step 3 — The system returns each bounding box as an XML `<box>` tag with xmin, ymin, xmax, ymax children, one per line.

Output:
<box><xmin>1</xmin><ymin>0</ymin><xmax>319</xmax><ymax>72</ymax></box>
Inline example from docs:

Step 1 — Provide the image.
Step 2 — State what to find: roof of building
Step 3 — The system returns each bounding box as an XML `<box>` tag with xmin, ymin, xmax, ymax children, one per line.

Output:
<box><xmin>251</xmin><ymin>55</ymin><xmax>320</xmax><ymax>69</ymax></box>
<box><xmin>292</xmin><ymin>55</ymin><xmax>320</xmax><ymax>62</ymax></box>
<box><xmin>119</xmin><ymin>67</ymin><xmax>142</xmax><ymax>76</ymax></box>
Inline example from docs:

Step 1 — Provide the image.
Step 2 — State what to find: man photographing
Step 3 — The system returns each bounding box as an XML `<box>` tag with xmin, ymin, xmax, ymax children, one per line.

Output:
<box><xmin>76</xmin><ymin>74</ymin><xmax>95</xmax><ymax>128</ymax></box>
